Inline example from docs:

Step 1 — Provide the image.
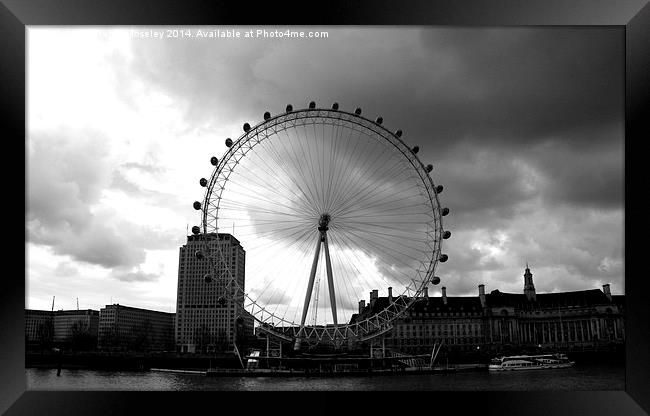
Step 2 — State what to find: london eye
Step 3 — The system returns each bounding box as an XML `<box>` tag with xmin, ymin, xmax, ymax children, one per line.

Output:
<box><xmin>191</xmin><ymin>101</ymin><xmax>451</xmax><ymax>347</ymax></box>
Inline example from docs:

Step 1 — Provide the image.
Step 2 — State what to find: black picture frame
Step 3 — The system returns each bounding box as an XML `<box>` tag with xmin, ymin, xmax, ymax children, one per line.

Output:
<box><xmin>3</xmin><ymin>0</ymin><xmax>649</xmax><ymax>414</ymax></box>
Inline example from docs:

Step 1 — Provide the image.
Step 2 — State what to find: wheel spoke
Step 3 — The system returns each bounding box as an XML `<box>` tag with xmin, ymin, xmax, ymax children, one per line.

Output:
<box><xmin>198</xmin><ymin>108</ymin><xmax>445</xmax><ymax>345</ymax></box>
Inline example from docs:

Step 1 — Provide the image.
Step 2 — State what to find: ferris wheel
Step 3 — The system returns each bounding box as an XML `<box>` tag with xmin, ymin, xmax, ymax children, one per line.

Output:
<box><xmin>191</xmin><ymin>101</ymin><xmax>451</xmax><ymax>347</ymax></box>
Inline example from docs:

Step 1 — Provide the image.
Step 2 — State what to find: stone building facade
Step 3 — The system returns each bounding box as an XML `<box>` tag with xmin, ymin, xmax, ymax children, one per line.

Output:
<box><xmin>352</xmin><ymin>266</ymin><xmax>625</xmax><ymax>355</ymax></box>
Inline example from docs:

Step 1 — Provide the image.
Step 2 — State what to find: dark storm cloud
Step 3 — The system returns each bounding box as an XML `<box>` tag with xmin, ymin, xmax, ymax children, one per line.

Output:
<box><xmin>433</xmin><ymin>133</ymin><xmax>623</xmax><ymax>229</ymax></box>
<box><xmin>123</xmin><ymin>27</ymin><xmax>622</xmax><ymax>211</ymax></box>
<box><xmin>118</xmin><ymin>27</ymin><xmax>623</xmax><ymax>294</ymax></box>
<box><xmin>436</xmin><ymin>205</ymin><xmax>623</xmax><ymax>296</ymax></box>
<box><xmin>433</xmin><ymin>142</ymin><xmax>540</xmax><ymax>223</ymax></box>
<box><xmin>526</xmin><ymin>137</ymin><xmax>623</xmax><ymax>209</ymax></box>
<box><xmin>415</xmin><ymin>28</ymin><xmax>623</xmax><ymax>145</ymax></box>
<box><xmin>123</xmin><ymin>34</ymin><xmax>273</xmax><ymax>133</ymax></box>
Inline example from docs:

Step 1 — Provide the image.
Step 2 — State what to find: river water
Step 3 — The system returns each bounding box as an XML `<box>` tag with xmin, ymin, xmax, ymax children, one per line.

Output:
<box><xmin>26</xmin><ymin>363</ymin><xmax>624</xmax><ymax>391</ymax></box>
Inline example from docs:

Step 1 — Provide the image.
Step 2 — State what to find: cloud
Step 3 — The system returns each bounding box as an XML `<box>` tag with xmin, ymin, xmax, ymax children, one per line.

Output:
<box><xmin>527</xmin><ymin>138</ymin><xmax>624</xmax><ymax>209</ymax></box>
<box><xmin>26</xmin><ymin>27</ymin><xmax>625</xmax><ymax>315</ymax></box>
<box><xmin>416</xmin><ymin>27</ymin><xmax>623</xmax><ymax>145</ymax></box>
<box><xmin>110</xmin><ymin>268</ymin><xmax>160</xmax><ymax>283</ymax></box>
<box><xmin>119</xmin><ymin>27</ymin><xmax>623</xmax><ymax>303</ymax></box>
<box><xmin>27</xmin><ymin>130</ymin><xmax>111</xmax><ymax>231</ymax></box>
<box><xmin>121</xmin><ymin>27</ymin><xmax>623</xmax><ymax>212</ymax></box>
<box><xmin>53</xmin><ymin>262</ymin><xmax>79</xmax><ymax>277</ymax></box>
<box><xmin>437</xmin><ymin>203</ymin><xmax>623</xmax><ymax>296</ymax></box>
<box><xmin>434</xmin><ymin>143</ymin><xmax>541</xmax><ymax>224</ymax></box>
<box><xmin>27</xmin><ymin>129</ymin><xmax>182</xmax><ymax>275</ymax></box>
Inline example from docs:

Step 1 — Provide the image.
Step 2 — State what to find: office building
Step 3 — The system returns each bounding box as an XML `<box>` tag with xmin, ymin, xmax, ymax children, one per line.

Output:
<box><xmin>98</xmin><ymin>304</ymin><xmax>175</xmax><ymax>352</ymax></box>
<box><xmin>25</xmin><ymin>309</ymin><xmax>54</xmax><ymax>346</ymax></box>
<box><xmin>175</xmin><ymin>233</ymin><xmax>248</xmax><ymax>353</ymax></box>
<box><xmin>53</xmin><ymin>309</ymin><xmax>99</xmax><ymax>344</ymax></box>
<box><xmin>26</xmin><ymin>308</ymin><xmax>99</xmax><ymax>349</ymax></box>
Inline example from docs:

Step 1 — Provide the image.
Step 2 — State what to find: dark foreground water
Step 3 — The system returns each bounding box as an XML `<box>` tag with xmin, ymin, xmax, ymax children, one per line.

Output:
<box><xmin>26</xmin><ymin>363</ymin><xmax>624</xmax><ymax>391</ymax></box>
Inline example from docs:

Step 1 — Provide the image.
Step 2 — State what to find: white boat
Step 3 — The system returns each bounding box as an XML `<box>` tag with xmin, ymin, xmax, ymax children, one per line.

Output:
<box><xmin>488</xmin><ymin>353</ymin><xmax>575</xmax><ymax>371</ymax></box>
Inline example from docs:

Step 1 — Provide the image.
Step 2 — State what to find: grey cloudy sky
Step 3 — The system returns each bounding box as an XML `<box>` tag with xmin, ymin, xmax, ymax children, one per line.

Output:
<box><xmin>26</xmin><ymin>27</ymin><xmax>623</xmax><ymax>313</ymax></box>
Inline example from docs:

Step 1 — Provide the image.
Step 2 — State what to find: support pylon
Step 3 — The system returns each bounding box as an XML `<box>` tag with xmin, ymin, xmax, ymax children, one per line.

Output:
<box><xmin>295</xmin><ymin>214</ymin><xmax>338</xmax><ymax>350</ymax></box>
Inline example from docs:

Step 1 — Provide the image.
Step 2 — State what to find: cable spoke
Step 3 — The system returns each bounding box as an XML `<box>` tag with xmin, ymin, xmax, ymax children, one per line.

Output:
<box><xmin>201</xmin><ymin>110</ymin><xmax>443</xmax><ymax>340</ymax></box>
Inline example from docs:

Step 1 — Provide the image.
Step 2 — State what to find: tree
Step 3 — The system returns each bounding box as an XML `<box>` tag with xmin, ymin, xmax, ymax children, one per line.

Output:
<box><xmin>70</xmin><ymin>320</ymin><xmax>97</xmax><ymax>351</ymax></box>
<box><xmin>128</xmin><ymin>320</ymin><xmax>154</xmax><ymax>352</ymax></box>
<box><xmin>216</xmin><ymin>329</ymin><xmax>229</xmax><ymax>352</ymax></box>
<box><xmin>36</xmin><ymin>319</ymin><xmax>54</xmax><ymax>350</ymax></box>
<box><xmin>101</xmin><ymin>325</ymin><xmax>121</xmax><ymax>350</ymax></box>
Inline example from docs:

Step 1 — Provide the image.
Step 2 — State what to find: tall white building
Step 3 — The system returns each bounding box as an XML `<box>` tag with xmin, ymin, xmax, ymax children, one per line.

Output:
<box><xmin>175</xmin><ymin>233</ymin><xmax>248</xmax><ymax>353</ymax></box>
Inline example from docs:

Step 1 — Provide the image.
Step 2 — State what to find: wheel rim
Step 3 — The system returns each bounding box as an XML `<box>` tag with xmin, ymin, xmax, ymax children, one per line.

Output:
<box><xmin>197</xmin><ymin>106</ymin><xmax>447</xmax><ymax>345</ymax></box>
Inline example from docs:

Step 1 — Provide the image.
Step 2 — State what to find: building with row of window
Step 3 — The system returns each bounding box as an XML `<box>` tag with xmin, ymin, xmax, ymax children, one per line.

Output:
<box><xmin>351</xmin><ymin>266</ymin><xmax>625</xmax><ymax>355</ymax></box>
<box><xmin>25</xmin><ymin>309</ymin><xmax>55</xmax><ymax>347</ymax></box>
<box><xmin>53</xmin><ymin>309</ymin><xmax>99</xmax><ymax>344</ymax></box>
<box><xmin>26</xmin><ymin>233</ymin><xmax>254</xmax><ymax>354</ymax></box>
<box><xmin>25</xmin><ymin>309</ymin><xmax>99</xmax><ymax>349</ymax></box>
<box><xmin>175</xmin><ymin>233</ymin><xmax>250</xmax><ymax>353</ymax></box>
<box><xmin>98</xmin><ymin>304</ymin><xmax>175</xmax><ymax>351</ymax></box>
<box><xmin>26</xmin><ymin>305</ymin><xmax>174</xmax><ymax>351</ymax></box>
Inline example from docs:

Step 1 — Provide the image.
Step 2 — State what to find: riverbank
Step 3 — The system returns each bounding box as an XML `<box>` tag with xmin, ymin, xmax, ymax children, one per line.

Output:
<box><xmin>149</xmin><ymin>365</ymin><xmax>475</xmax><ymax>377</ymax></box>
<box><xmin>26</xmin><ymin>349</ymin><xmax>623</xmax><ymax>372</ymax></box>
<box><xmin>26</xmin><ymin>351</ymin><xmax>240</xmax><ymax>371</ymax></box>
<box><xmin>26</xmin><ymin>363</ymin><xmax>626</xmax><ymax>391</ymax></box>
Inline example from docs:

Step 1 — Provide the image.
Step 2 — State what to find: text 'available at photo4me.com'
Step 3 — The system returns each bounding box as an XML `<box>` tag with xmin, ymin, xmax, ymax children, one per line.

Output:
<box><xmin>130</xmin><ymin>28</ymin><xmax>330</xmax><ymax>40</ymax></box>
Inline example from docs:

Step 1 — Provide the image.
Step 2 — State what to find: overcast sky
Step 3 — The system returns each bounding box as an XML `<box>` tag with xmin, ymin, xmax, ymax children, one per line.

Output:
<box><xmin>26</xmin><ymin>27</ymin><xmax>624</xmax><ymax>314</ymax></box>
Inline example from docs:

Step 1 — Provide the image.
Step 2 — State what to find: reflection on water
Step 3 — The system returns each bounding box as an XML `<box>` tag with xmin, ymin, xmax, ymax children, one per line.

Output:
<box><xmin>26</xmin><ymin>364</ymin><xmax>624</xmax><ymax>391</ymax></box>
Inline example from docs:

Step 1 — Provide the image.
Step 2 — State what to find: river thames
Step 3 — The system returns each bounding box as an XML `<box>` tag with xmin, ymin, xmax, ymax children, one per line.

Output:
<box><xmin>26</xmin><ymin>363</ymin><xmax>624</xmax><ymax>391</ymax></box>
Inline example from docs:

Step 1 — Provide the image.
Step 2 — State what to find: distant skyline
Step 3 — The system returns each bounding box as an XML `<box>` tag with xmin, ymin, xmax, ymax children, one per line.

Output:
<box><xmin>26</xmin><ymin>27</ymin><xmax>624</xmax><ymax>313</ymax></box>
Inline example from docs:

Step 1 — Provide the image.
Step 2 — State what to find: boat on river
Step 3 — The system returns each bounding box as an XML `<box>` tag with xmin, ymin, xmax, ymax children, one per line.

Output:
<box><xmin>488</xmin><ymin>353</ymin><xmax>575</xmax><ymax>371</ymax></box>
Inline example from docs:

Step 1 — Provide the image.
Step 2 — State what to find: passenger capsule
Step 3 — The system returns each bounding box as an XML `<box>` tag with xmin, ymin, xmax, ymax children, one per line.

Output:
<box><xmin>193</xmin><ymin>201</ymin><xmax>201</xmax><ymax>210</ymax></box>
<box><xmin>199</xmin><ymin>178</ymin><xmax>208</xmax><ymax>187</ymax></box>
<box><xmin>195</xmin><ymin>250</ymin><xmax>204</xmax><ymax>259</ymax></box>
<box><xmin>443</xmin><ymin>230</ymin><xmax>451</xmax><ymax>239</ymax></box>
<box><xmin>309</xmin><ymin>101</ymin><xmax>316</xmax><ymax>109</ymax></box>
<box><xmin>412</xmin><ymin>146</ymin><xmax>419</xmax><ymax>154</ymax></box>
<box><xmin>191</xmin><ymin>226</ymin><xmax>201</xmax><ymax>235</ymax></box>
<box><xmin>435</xmin><ymin>185</ymin><xmax>444</xmax><ymax>194</ymax></box>
<box><xmin>439</xmin><ymin>254</ymin><xmax>449</xmax><ymax>262</ymax></box>
<box><xmin>441</xmin><ymin>207</ymin><xmax>450</xmax><ymax>216</ymax></box>
<box><xmin>210</xmin><ymin>156</ymin><xmax>218</xmax><ymax>166</ymax></box>
<box><xmin>432</xmin><ymin>276</ymin><xmax>441</xmax><ymax>285</ymax></box>
<box><xmin>395</xmin><ymin>130</ymin><xmax>403</xmax><ymax>137</ymax></box>
<box><xmin>286</xmin><ymin>104</ymin><xmax>293</xmax><ymax>112</ymax></box>
<box><xmin>332</xmin><ymin>102</ymin><xmax>339</xmax><ymax>110</ymax></box>
<box><xmin>243</xmin><ymin>123</ymin><xmax>251</xmax><ymax>132</ymax></box>
<box><xmin>263</xmin><ymin>111</ymin><xmax>271</xmax><ymax>120</ymax></box>
<box><xmin>354</xmin><ymin>108</ymin><xmax>362</xmax><ymax>115</ymax></box>
<box><xmin>225</xmin><ymin>138</ymin><xmax>233</xmax><ymax>147</ymax></box>
<box><xmin>204</xmin><ymin>273</ymin><xmax>213</xmax><ymax>283</ymax></box>
<box><xmin>375</xmin><ymin>116</ymin><xmax>383</xmax><ymax>125</ymax></box>
<box><xmin>426</xmin><ymin>164</ymin><xmax>433</xmax><ymax>173</ymax></box>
